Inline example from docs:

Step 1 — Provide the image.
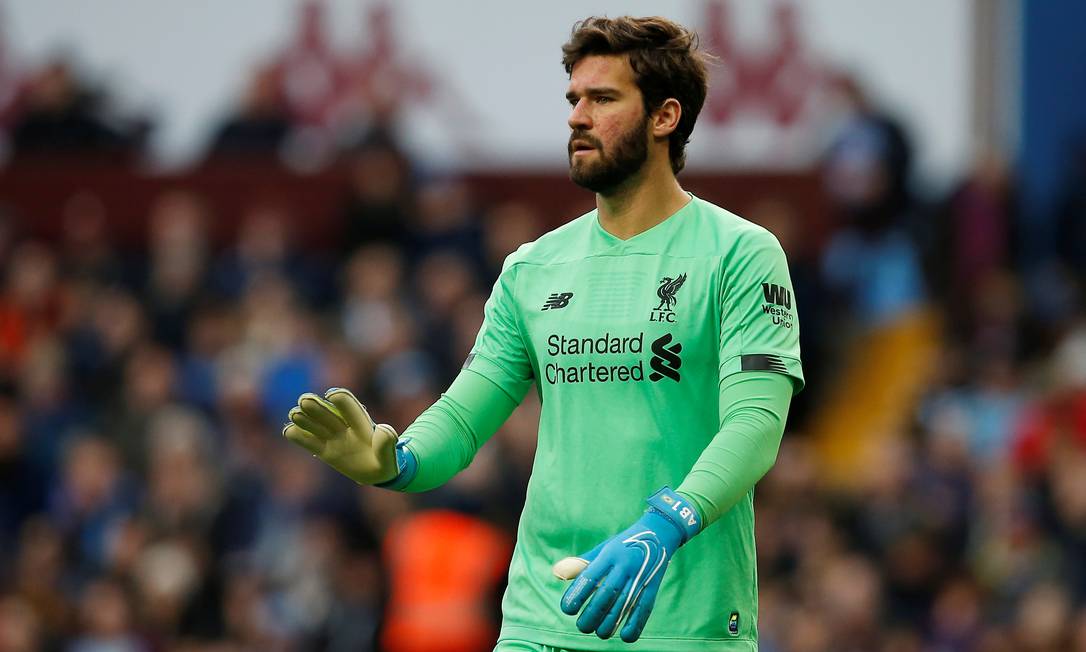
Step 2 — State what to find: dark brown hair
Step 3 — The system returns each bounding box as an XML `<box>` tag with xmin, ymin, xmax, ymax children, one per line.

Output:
<box><xmin>562</xmin><ymin>16</ymin><xmax>708</xmax><ymax>174</ymax></box>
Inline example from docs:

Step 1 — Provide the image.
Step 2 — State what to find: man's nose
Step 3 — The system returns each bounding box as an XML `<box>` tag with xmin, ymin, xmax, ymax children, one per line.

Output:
<box><xmin>568</xmin><ymin>98</ymin><xmax>591</xmax><ymax>131</ymax></box>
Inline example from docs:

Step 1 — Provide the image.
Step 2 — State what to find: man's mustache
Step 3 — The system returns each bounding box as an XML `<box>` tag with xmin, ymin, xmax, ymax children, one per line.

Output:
<box><xmin>568</xmin><ymin>132</ymin><xmax>603</xmax><ymax>154</ymax></box>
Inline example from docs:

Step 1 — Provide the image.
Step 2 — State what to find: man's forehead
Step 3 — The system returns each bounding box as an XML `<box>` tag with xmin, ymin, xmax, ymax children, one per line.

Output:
<box><xmin>567</xmin><ymin>54</ymin><xmax>636</xmax><ymax>92</ymax></box>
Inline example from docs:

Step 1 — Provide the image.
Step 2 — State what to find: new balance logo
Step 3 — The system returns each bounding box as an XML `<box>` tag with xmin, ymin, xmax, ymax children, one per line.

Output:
<box><xmin>649</xmin><ymin>333</ymin><xmax>682</xmax><ymax>382</ymax></box>
<box><xmin>761</xmin><ymin>283</ymin><xmax>792</xmax><ymax>309</ymax></box>
<box><xmin>541</xmin><ymin>292</ymin><xmax>574</xmax><ymax>311</ymax></box>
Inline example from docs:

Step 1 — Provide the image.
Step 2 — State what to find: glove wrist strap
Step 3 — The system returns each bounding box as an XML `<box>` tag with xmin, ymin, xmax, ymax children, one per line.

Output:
<box><xmin>374</xmin><ymin>439</ymin><xmax>418</xmax><ymax>491</ymax></box>
<box><xmin>647</xmin><ymin>486</ymin><xmax>701</xmax><ymax>543</ymax></box>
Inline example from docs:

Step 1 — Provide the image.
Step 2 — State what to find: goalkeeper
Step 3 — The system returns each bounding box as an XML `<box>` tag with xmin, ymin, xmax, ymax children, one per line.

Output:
<box><xmin>284</xmin><ymin>15</ymin><xmax>802</xmax><ymax>651</ymax></box>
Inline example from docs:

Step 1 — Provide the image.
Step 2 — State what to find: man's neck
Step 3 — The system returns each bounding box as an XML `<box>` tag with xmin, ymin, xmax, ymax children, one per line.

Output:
<box><xmin>596</xmin><ymin>160</ymin><xmax>690</xmax><ymax>240</ymax></box>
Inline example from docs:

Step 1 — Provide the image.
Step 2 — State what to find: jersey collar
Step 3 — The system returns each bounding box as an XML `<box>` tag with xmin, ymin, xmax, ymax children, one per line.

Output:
<box><xmin>592</xmin><ymin>192</ymin><xmax>698</xmax><ymax>251</ymax></box>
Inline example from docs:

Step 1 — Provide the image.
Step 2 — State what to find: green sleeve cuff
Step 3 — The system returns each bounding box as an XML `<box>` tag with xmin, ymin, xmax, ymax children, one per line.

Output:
<box><xmin>675</xmin><ymin>489</ymin><xmax>708</xmax><ymax>530</ymax></box>
<box><xmin>373</xmin><ymin>440</ymin><xmax>419</xmax><ymax>491</ymax></box>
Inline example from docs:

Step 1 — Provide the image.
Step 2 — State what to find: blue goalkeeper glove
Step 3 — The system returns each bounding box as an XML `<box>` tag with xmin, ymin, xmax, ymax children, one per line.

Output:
<box><xmin>552</xmin><ymin>487</ymin><xmax>701</xmax><ymax>642</ymax></box>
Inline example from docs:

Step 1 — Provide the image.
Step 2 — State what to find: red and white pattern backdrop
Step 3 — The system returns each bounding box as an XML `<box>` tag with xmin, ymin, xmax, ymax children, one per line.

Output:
<box><xmin>3</xmin><ymin>0</ymin><xmax>972</xmax><ymax>175</ymax></box>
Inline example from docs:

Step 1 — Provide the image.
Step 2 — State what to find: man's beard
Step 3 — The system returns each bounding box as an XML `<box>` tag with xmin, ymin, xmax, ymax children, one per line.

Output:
<box><xmin>568</xmin><ymin>113</ymin><xmax>650</xmax><ymax>195</ymax></box>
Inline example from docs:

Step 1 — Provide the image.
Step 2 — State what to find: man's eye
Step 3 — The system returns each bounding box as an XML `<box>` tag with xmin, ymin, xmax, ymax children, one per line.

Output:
<box><xmin>595</xmin><ymin>96</ymin><xmax>612</xmax><ymax>104</ymax></box>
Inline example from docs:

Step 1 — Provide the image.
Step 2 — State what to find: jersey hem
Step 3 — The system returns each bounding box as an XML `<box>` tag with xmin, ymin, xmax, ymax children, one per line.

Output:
<box><xmin>499</xmin><ymin>624</ymin><xmax>757</xmax><ymax>651</ymax></box>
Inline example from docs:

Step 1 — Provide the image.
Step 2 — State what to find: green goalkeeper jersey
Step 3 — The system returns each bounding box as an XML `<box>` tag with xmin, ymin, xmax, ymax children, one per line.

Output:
<box><xmin>464</xmin><ymin>195</ymin><xmax>803</xmax><ymax>650</ymax></box>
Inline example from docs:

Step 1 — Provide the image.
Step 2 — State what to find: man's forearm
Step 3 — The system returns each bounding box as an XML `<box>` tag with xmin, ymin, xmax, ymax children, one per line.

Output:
<box><xmin>676</xmin><ymin>371</ymin><xmax>793</xmax><ymax>526</ymax></box>
<box><xmin>398</xmin><ymin>368</ymin><xmax>521</xmax><ymax>492</ymax></box>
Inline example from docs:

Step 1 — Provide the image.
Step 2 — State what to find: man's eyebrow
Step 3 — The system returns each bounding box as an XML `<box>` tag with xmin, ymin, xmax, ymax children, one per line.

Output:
<box><xmin>565</xmin><ymin>86</ymin><xmax>623</xmax><ymax>100</ymax></box>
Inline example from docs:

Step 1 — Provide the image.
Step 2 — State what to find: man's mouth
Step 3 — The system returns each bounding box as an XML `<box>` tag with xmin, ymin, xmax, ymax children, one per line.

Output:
<box><xmin>570</xmin><ymin>139</ymin><xmax>597</xmax><ymax>156</ymax></box>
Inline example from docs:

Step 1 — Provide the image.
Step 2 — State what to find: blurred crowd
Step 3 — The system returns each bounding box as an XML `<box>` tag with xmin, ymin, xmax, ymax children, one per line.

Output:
<box><xmin>0</xmin><ymin>137</ymin><xmax>547</xmax><ymax>650</ymax></box>
<box><xmin>0</xmin><ymin>7</ymin><xmax>1085</xmax><ymax>652</ymax></box>
<box><xmin>752</xmin><ymin>77</ymin><xmax>1086</xmax><ymax>652</ymax></box>
<box><xmin>0</xmin><ymin>1</ymin><xmax>454</xmax><ymax>170</ymax></box>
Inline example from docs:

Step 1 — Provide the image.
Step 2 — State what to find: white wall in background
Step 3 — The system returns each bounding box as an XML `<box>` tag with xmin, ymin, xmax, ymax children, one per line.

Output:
<box><xmin>3</xmin><ymin>0</ymin><xmax>972</xmax><ymax>179</ymax></box>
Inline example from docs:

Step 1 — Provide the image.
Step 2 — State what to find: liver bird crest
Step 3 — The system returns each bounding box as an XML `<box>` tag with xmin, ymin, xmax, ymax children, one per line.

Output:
<box><xmin>655</xmin><ymin>273</ymin><xmax>687</xmax><ymax>311</ymax></box>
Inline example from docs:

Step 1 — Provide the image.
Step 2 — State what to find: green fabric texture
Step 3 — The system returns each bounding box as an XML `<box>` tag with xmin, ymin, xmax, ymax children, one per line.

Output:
<box><xmin>676</xmin><ymin>371</ymin><xmax>793</xmax><ymax>526</ymax></box>
<box><xmin>400</xmin><ymin>368</ymin><xmax>518</xmax><ymax>492</ymax></box>
<box><xmin>401</xmin><ymin>195</ymin><xmax>801</xmax><ymax>649</ymax></box>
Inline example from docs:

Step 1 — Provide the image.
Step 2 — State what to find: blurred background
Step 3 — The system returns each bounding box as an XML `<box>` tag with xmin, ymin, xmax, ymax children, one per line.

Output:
<box><xmin>0</xmin><ymin>0</ymin><xmax>1083</xmax><ymax>650</ymax></box>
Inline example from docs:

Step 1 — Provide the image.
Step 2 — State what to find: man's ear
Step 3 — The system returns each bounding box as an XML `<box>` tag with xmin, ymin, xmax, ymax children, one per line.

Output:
<box><xmin>651</xmin><ymin>98</ymin><xmax>682</xmax><ymax>138</ymax></box>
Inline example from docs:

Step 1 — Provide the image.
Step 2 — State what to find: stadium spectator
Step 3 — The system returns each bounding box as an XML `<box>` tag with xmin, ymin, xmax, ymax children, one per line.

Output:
<box><xmin>0</xmin><ymin>389</ymin><xmax>46</xmax><ymax>555</ymax></box>
<box><xmin>205</xmin><ymin>65</ymin><xmax>292</xmax><ymax>161</ymax></box>
<box><xmin>380</xmin><ymin>509</ymin><xmax>511</xmax><ymax>652</ymax></box>
<box><xmin>819</xmin><ymin>75</ymin><xmax>926</xmax><ymax>328</ymax></box>
<box><xmin>1055</xmin><ymin>135</ymin><xmax>1086</xmax><ymax>302</ymax></box>
<box><xmin>142</xmin><ymin>191</ymin><xmax>213</xmax><ymax>349</ymax></box>
<box><xmin>0</xmin><ymin>593</ymin><xmax>43</xmax><ymax>652</ymax></box>
<box><xmin>59</xmin><ymin>193</ymin><xmax>124</xmax><ymax>286</ymax></box>
<box><xmin>934</xmin><ymin>153</ymin><xmax>1020</xmax><ymax>302</ymax></box>
<box><xmin>212</xmin><ymin>200</ymin><xmax>328</xmax><ymax>305</ymax></box>
<box><xmin>479</xmin><ymin>201</ymin><xmax>542</xmax><ymax>282</ymax></box>
<box><xmin>339</xmin><ymin>142</ymin><xmax>414</xmax><ymax>254</ymax></box>
<box><xmin>0</xmin><ymin>242</ymin><xmax>62</xmax><ymax>371</ymax></box>
<box><xmin>340</xmin><ymin>243</ymin><xmax>410</xmax><ymax>360</ymax></box>
<box><xmin>408</xmin><ymin>177</ymin><xmax>485</xmax><ymax>268</ymax></box>
<box><xmin>69</xmin><ymin>577</ymin><xmax>146</xmax><ymax>652</ymax></box>
<box><xmin>9</xmin><ymin>58</ymin><xmax>142</xmax><ymax>160</ymax></box>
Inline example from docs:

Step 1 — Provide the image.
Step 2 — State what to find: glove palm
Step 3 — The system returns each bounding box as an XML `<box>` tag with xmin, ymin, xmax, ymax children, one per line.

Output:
<box><xmin>282</xmin><ymin>388</ymin><xmax>399</xmax><ymax>485</ymax></box>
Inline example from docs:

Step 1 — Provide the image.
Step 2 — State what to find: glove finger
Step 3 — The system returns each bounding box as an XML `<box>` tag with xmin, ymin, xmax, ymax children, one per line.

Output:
<box><xmin>576</xmin><ymin>569</ymin><xmax>625</xmax><ymax>635</ymax></box>
<box><xmin>553</xmin><ymin>540</ymin><xmax>604</xmax><ymax>580</ymax></box>
<box><xmin>282</xmin><ymin>423</ymin><xmax>323</xmax><ymax>455</ymax></box>
<box><xmin>372</xmin><ymin>424</ymin><xmax>399</xmax><ymax>469</ymax></box>
<box><xmin>559</xmin><ymin>542</ymin><xmax>607</xmax><ymax>616</ymax></box>
<box><xmin>552</xmin><ymin>557</ymin><xmax>589</xmax><ymax>581</ymax></box>
<box><xmin>289</xmin><ymin>407</ymin><xmax>335</xmax><ymax>441</ymax></box>
<box><xmin>619</xmin><ymin>572</ymin><xmax>665</xmax><ymax>643</ymax></box>
<box><xmin>298</xmin><ymin>394</ymin><xmax>349</xmax><ymax>433</ymax></box>
<box><xmin>595</xmin><ymin>575</ymin><xmax>635</xmax><ymax>640</ymax></box>
<box><xmin>324</xmin><ymin>388</ymin><xmax>376</xmax><ymax>439</ymax></box>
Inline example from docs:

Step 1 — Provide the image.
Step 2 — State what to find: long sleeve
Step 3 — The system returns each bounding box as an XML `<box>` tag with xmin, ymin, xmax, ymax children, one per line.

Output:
<box><xmin>675</xmin><ymin>371</ymin><xmax>793</xmax><ymax>527</ymax></box>
<box><xmin>398</xmin><ymin>245</ymin><xmax>533</xmax><ymax>491</ymax></box>
<box><xmin>399</xmin><ymin>367</ymin><xmax>520</xmax><ymax>492</ymax></box>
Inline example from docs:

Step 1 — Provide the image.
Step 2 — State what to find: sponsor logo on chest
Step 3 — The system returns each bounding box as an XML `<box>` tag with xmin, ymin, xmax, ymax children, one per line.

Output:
<box><xmin>537</xmin><ymin>271</ymin><xmax>692</xmax><ymax>386</ymax></box>
<box><xmin>544</xmin><ymin>332</ymin><xmax>683</xmax><ymax>385</ymax></box>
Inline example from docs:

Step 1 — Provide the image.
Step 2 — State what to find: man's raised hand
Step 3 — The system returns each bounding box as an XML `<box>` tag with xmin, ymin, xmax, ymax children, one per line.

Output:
<box><xmin>283</xmin><ymin>388</ymin><xmax>400</xmax><ymax>485</ymax></box>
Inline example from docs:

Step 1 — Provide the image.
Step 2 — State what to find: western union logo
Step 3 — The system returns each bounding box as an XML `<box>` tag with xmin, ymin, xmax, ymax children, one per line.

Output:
<box><xmin>760</xmin><ymin>283</ymin><xmax>791</xmax><ymax>309</ymax></box>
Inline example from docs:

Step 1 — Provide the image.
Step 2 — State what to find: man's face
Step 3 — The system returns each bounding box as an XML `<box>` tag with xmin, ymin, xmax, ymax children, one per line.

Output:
<box><xmin>566</xmin><ymin>55</ymin><xmax>651</xmax><ymax>195</ymax></box>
